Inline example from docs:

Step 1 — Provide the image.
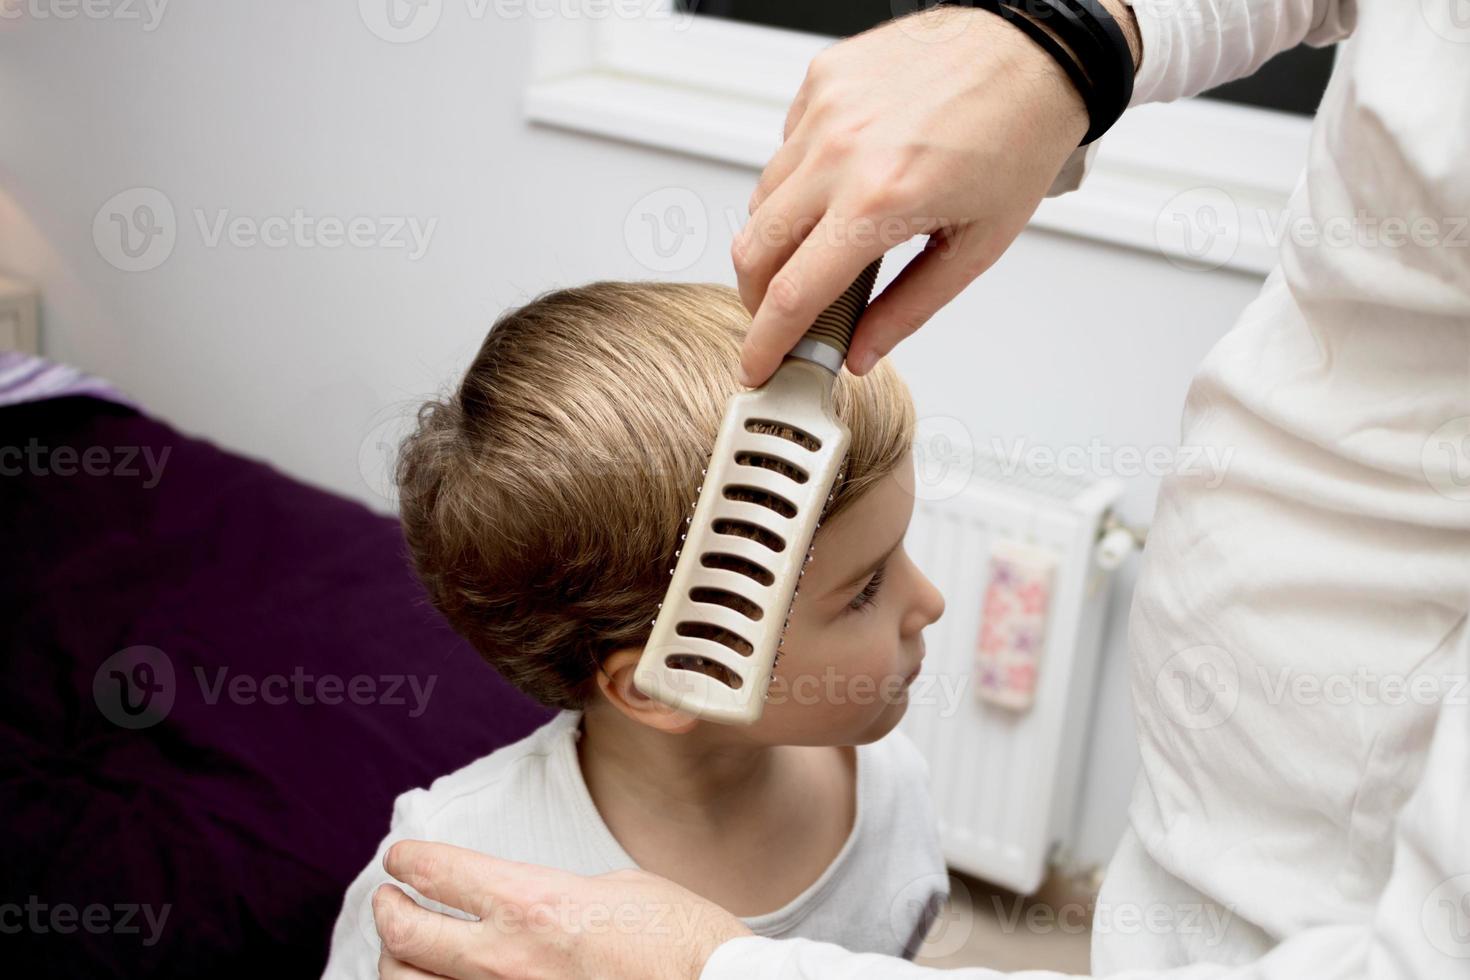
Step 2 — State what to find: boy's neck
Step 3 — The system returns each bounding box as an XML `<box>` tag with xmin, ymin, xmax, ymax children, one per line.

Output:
<box><xmin>576</xmin><ymin>702</ymin><xmax>857</xmax><ymax>916</ymax></box>
<box><xmin>577</xmin><ymin>703</ymin><xmax>786</xmax><ymax>827</ymax></box>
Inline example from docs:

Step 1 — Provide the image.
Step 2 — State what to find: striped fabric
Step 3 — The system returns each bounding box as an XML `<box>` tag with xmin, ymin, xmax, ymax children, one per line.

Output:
<box><xmin>0</xmin><ymin>352</ymin><xmax>136</xmax><ymax>410</ymax></box>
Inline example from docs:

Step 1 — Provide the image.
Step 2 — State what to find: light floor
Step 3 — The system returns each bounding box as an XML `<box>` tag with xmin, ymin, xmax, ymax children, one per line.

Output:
<box><xmin>914</xmin><ymin>872</ymin><xmax>1093</xmax><ymax>975</ymax></box>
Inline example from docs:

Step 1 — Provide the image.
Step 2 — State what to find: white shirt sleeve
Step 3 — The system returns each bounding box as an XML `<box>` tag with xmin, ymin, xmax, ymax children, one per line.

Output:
<box><xmin>1128</xmin><ymin>0</ymin><xmax>1356</xmax><ymax>106</ymax></box>
<box><xmin>700</xmin><ymin>636</ymin><xmax>1470</xmax><ymax>979</ymax></box>
<box><xmin>1045</xmin><ymin>0</ymin><xmax>1357</xmax><ymax>197</ymax></box>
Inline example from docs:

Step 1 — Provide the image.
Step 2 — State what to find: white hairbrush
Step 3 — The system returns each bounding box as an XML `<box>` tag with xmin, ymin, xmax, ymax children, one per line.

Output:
<box><xmin>634</xmin><ymin>258</ymin><xmax>883</xmax><ymax>725</ymax></box>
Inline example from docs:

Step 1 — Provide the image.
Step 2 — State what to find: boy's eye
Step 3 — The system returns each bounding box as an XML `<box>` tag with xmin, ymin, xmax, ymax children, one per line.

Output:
<box><xmin>847</xmin><ymin>562</ymin><xmax>887</xmax><ymax>613</ymax></box>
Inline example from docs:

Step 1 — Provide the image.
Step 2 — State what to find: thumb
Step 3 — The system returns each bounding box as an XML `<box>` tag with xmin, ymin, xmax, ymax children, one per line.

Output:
<box><xmin>845</xmin><ymin>227</ymin><xmax>998</xmax><ymax>374</ymax></box>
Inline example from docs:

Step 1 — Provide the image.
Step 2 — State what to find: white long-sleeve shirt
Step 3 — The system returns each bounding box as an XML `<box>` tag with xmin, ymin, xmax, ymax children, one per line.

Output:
<box><xmin>704</xmin><ymin>1</ymin><xmax>1470</xmax><ymax>977</ymax></box>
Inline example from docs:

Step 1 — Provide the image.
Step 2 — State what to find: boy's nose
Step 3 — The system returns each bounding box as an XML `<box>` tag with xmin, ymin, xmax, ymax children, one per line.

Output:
<box><xmin>905</xmin><ymin>569</ymin><xmax>946</xmax><ymax>634</ymax></box>
<box><xmin>921</xmin><ymin>574</ymin><xmax>946</xmax><ymax>625</ymax></box>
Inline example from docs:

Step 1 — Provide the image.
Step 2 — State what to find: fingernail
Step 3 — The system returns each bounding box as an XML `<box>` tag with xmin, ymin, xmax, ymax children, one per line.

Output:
<box><xmin>851</xmin><ymin>349</ymin><xmax>879</xmax><ymax>375</ymax></box>
<box><xmin>737</xmin><ymin>365</ymin><xmax>755</xmax><ymax>387</ymax></box>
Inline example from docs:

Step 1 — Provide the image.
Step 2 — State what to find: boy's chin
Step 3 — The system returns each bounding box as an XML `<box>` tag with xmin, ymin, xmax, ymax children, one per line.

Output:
<box><xmin>757</xmin><ymin>699</ymin><xmax>911</xmax><ymax>747</ymax></box>
<box><xmin>849</xmin><ymin>699</ymin><xmax>910</xmax><ymax>744</ymax></box>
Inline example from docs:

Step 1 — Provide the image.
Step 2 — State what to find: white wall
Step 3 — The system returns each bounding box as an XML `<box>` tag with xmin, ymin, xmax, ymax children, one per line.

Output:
<box><xmin>0</xmin><ymin>2</ymin><xmax>1270</xmax><ymax>870</ymax></box>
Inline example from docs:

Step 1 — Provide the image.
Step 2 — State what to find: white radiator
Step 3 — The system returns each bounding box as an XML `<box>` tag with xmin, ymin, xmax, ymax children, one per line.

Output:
<box><xmin>899</xmin><ymin>447</ymin><xmax>1124</xmax><ymax>895</ymax></box>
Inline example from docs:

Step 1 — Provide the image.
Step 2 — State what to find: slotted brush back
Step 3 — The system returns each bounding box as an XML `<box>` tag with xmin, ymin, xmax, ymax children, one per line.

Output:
<box><xmin>635</xmin><ymin>260</ymin><xmax>881</xmax><ymax>725</ymax></box>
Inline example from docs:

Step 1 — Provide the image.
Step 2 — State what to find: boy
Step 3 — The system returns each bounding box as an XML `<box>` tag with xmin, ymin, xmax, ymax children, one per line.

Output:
<box><xmin>324</xmin><ymin>282</ymin><xmax>949</xmax><ymax>976</ymax></box>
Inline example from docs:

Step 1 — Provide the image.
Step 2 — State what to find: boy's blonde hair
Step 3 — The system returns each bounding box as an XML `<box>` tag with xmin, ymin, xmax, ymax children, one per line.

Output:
<box><xmin>397</xmin><ymin>281</ymin><xmax>915</xmax><ymax>709</ymax></box>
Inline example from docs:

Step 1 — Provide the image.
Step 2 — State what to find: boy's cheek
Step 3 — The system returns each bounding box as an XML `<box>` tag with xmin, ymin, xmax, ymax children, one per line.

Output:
<box><xmin>758</xmin><ymin>662</ymin><xmax>909</xmax><ymax>739</ymax></box>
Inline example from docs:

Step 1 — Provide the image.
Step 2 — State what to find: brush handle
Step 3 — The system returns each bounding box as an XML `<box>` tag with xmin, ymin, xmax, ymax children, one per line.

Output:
<box><xmin>799</xmin><ymin>257</ymin><xmax>883</xmax><ymax>361</ymax></box>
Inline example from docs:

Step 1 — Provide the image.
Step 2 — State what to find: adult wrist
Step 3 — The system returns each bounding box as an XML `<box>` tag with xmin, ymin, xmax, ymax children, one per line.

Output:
<box><xmin>942</xmin><ymin>0</ymin><xmax>1140</xmax><ymax>144</ymax></box>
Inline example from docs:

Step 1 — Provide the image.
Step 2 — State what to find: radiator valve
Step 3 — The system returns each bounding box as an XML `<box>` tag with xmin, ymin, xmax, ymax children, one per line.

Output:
<box><xmin>1095</xmin><ymin>512</ymin><xmax>1147</xmax><ymax>570</ymax></box>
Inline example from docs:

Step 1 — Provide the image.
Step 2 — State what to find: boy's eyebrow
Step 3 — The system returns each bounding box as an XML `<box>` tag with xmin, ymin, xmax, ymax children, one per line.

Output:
<box><xmin>824</xmin><ymin>532</ymin><xmax>905</xmax><ymax>598</ymax></box>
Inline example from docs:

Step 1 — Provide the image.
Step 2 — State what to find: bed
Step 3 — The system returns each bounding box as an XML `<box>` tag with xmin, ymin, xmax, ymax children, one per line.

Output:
<box><xmin>1</xmin><ymin>380</ymin><xmax>553</xmax><ymax>977</ymax></box>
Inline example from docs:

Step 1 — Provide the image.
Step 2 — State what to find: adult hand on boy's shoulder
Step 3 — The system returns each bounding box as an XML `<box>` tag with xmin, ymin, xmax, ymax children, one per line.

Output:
<box><xmin>372</xmin><ymin>840</ymin><xmax>751</xmax><ymax>980</ymax></box>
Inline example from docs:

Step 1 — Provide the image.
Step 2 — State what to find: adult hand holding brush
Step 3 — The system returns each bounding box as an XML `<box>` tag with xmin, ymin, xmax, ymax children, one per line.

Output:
<box><xmin>733</xmin><ymin>1</ymin><xmax>1139</xmax><ymax>386</ymax></box>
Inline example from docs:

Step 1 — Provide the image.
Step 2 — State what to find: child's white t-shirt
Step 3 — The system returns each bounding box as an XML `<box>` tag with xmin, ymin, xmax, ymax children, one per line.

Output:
<box><xmin>322</xmin><ymin>711</ymin><xmax>949</xmax><ymax>977</ymax></box>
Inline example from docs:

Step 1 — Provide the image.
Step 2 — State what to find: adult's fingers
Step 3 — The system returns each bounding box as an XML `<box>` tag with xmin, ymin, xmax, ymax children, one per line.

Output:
<box><xmin>749</xmin><ymin>61</ymin><xmax>827</xmax><ymax>219</ymax></box>
<box><xmin>738</xmin><ymin>211</ymin><xmax>888</xmax><ymax>386</ymax></box>
<box><xmin>846</xmin><ymin>226</ymin><xmax>997</xmax><ymax>374</ymax></box>
<box><xmin>385</xmin><ymin>840</ymin><xmax>546</xmax><ymax>918</ymax></box>
<box><xmin>782</xmin><ymin>81</ymin><xmax>811</xmax><ymax>143</ymax></box>
<box><xmin>780</xmin><ymin>45</ymin><xmax>836</xmax><ymax>144</ymax></box>
<box><xmin>735</xmin><ymin>158</ymin><xmax>828</xmax><ymax>315</ymax></box>
<box><xmin>372</xmin><ymin>884</ymin><xmax>480</xmax><ymax>978</ymax></box>
<box><xmin>376</xmin><ymin>950</ymin><xmax>443</xmax><ymax>980</ymax></box>
<box><xmin>746</xmin><ymin>133</ymin><xmax>807</xmax><ymax>217</ymax></box>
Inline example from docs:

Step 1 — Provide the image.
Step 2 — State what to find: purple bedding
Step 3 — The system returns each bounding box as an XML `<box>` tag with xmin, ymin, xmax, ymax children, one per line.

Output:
<box><xmin>1</xmin><ymin>396</ymin><xmax>553</xmax><ymax>978</ymax></box>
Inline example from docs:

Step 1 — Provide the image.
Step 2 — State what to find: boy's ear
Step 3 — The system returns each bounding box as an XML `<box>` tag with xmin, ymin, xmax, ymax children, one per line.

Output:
<box><xmin>595</xmin><ymin>648</ymin><xmax>699</xmax><ymax>734</ymax></box>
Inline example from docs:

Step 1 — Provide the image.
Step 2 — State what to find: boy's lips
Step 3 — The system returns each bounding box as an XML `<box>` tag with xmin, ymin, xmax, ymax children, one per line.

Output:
<box><xmin>902</xmin><ymin>642</ymin><xmax>926</xmax><ymax>684</ymax></box>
